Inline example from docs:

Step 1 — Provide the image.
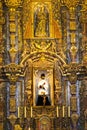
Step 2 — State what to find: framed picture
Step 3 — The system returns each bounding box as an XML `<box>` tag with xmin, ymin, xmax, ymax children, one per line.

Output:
<box><xmin>33</xmin><ymin>68</ymin><xmax>54</xmax><ymax>106</ymax></box>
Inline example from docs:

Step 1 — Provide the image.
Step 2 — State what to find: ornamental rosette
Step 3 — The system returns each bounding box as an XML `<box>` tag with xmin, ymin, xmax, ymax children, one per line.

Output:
<box><xmin>4</xmin><ymin>0</ymin><xmax>22</xmax><ymax>7</ymax></box>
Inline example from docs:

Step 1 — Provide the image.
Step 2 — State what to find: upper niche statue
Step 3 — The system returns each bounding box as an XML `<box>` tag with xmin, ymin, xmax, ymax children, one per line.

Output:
<box><xmin>34</xmin><ymin>6</ymin><xmax>49</xmax><ymax>37</ymax></box>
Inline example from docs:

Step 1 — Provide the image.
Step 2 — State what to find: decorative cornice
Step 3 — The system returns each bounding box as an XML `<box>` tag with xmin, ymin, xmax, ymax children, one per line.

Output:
<box><xmin>63</xmin><ymin>63</ymin><xmax>87</xmax><ymax>78</ymax></box>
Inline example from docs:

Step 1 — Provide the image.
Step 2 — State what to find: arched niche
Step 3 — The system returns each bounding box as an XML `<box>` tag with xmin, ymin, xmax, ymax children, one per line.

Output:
<box><xmin>31</xmin><ymin>59</ymin><xmax>54</xmax><ymax>106</ymax></box>
<box><xmin>20</xmin><ymin>51</ymin><xmax>66</xmax><ymax>107</ymax></box>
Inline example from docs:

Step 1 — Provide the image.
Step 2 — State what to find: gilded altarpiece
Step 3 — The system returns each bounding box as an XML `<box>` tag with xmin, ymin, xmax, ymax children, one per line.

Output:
<box><xmin>0</xmin><ymin>0</ymin><xmax>87</xmax><ymax>130</ymax></box>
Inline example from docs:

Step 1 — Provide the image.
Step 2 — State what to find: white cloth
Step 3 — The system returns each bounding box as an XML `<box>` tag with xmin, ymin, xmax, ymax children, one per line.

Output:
<box><xmin>38</xmin><ymin>79</ymin><xmax>49</xmax><ymax>95</ymax></box>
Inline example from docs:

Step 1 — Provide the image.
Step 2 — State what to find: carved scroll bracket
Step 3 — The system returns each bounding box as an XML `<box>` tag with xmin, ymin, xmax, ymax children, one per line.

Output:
<box><xmin>0</xmin><ymin>63</ymin><xmax>24</xmax><ymax>83</ymax></box>
<box><xmin>63</xmin><ymin>63</ymin><xmax>87</xmax><ymax>83</ymax></box>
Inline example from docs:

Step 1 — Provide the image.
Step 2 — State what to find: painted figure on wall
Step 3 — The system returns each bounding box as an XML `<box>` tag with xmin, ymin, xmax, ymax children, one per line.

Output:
<box><xmin>36</xmin><ymin>73</ymin><xmax>51</xmax><ymax>106</ymax></box>
<box><xmin>34</xmin><ymin>5</ymin><xmax>49</xmax><ymax>37</ymax></box>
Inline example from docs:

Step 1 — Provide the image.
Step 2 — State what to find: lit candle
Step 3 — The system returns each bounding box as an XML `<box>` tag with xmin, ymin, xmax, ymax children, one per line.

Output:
<box><xmin>24</xmin><ymin>106</ymin><xmax>26</xmax><ymax>118</ymax></box>
<box><xmin>68</xmin><ymin>106</ymin><xmax>70</xmax><ymax>117</ymax></box>
<box><xmin>31</xmin><ymin>106</ymin><xmax>32</xmax><ymax>118</ymax></box>
<box><xmin>63</xmin><ymin>106</ymin><xmax>64</xmax><ymax>117</ymax></box>
<box><xmin>28</xmin><ymin>127</ymin><xmax>30</xmax><ymax>130</ymax></box>
<box><xmin>18</xmin><ymin>107</ymin><xmax>20</xmax><ymax>118</ymax></box>
<box><xmin>57</xmin><ymin>106</ymin><xmax>59</xmax><ymax>117</ymax></box>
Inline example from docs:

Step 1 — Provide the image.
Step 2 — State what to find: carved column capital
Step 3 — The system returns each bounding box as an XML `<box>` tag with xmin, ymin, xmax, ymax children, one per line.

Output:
<box><xmin>63</xmin><ymin>0</ymin><xmax>80</xmax><ymax>8</ymax></box>
<box><xmin>2</xmin><ymin>63</ymin><xmax>24</xmax><ymax>83</ymax></box>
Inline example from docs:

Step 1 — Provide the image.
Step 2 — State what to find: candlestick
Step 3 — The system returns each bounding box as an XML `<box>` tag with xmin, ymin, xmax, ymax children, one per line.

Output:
<box><xmin>18</xmin><ymin>107</ymin><xmax>20</xmax><ymax>118</ymax></box>
<box><xmin>31</xmin><ymin>106</ymin><xmax>32</xmax><ymax>118</ymax></box>
<box><xmin>68</xmin><ymin>106</ymin><xmax>70</xmax><ymax>117</ymax></box>
<box><xmin>24</xmin><ymin>106</ymin><xmax>26</xmax><ymax>118</ymax></box>
<box><xmin>63</xmin><ymin>106</ymin><xmax>64</xmax><ymax>117</ymax></box>
<box><xmin>57</xmin><ymin>106</ymin><xmax>59</xmax><ymax>117</ymax></box>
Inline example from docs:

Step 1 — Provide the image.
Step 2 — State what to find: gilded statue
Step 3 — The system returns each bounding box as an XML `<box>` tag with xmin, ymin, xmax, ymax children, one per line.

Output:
<box><xmin>34</xmin><ymin>5</ymin><xmax>49</xmax><ymax>37</ymax></box>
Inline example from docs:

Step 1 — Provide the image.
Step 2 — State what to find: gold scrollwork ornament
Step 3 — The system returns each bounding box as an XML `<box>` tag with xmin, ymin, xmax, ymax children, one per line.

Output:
<box><xmin>10</xmin><ymin>85</ymin><xmax>16</xmax><ymax>96</ymax></box>
<box><xmin>10</xmin><ymin>98</ymin><xmax>16</xmax><ymax>112</ymax></box>
<box><xmin>4</xmin><ymin>0</ymin><xmax>22</xmax><ymax>7</ymax></box>
<box><xmin>8</xmin><ymin>114</ymin><xmax>17</xmax><ymax>126</ymax></box>
<box><xmin>68</xmin><ymin>73</ymin><xmax>77</xmax><ymax>84</ymax></box>
<box><xmin>7</xmin><ymin>74</ymin><xmax>19</xmax><ymax>83</ymax></box>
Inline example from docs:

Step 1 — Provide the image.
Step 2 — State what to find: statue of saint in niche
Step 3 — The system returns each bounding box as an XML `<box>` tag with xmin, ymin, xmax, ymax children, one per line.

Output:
<box><xmin>34</xmin><ymin>6</ymin><xmax>49</xmax><ymax>37</ymax></box>
<box><xmin>36</xmin><ymin>73</ymin><xmax>51</xmax><ymax>106</ymax></box>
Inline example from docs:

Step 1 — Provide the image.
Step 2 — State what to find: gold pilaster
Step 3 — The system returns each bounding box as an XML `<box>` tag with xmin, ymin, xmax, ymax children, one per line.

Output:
<box><xmin>8</xmin><ymin>7</ymin><xmax>17</xmax><ymax>63</ymax></box>
<box><xmin>69</xmin><ymin>8</ymin><xmax>78</xmax><ymax>63</ymax></box>
<box><xmin>4</xmin><ymin>2</ymin><xmax>23</xmax><ymax>129</ymax></box>
<box><xmin>4</xmin><ymin>0</ymin><xmax>23</xmax><ymax>63</ymax></box>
